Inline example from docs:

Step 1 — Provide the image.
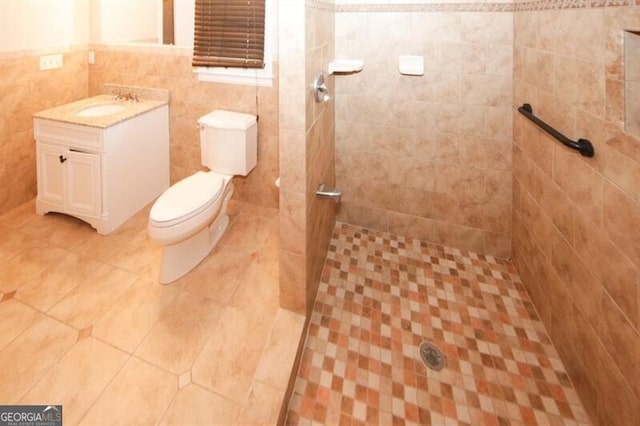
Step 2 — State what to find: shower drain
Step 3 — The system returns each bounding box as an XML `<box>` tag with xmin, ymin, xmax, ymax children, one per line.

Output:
<box><xmin>419</xmin><ymin>341</ymin><xmax>446</xmax><ymax>371</ymax></box>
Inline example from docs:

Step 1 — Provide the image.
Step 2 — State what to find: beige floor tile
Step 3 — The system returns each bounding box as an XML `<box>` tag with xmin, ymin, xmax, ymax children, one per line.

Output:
<box><xmin>79</xmin><ymin>357</ymin><xmax>177</xmax><ymax>425</ymax></box>
<box><xmin>160</xmin><ymin>384</ymin><xmax>242</xmax><ymax>425</ymax></box>
<box><xmin>254</xmin><ymin>308</ymin><xmax>305</xmax><ymax>391</ymax></box>
<box><xmin>218</xmin><ymin>214</ymin><xmax>276</xmax><ymax>255</ymax></box>
<box><xmin>0</xmin><ymin>242</ymin><xmax>69</xmax><ymax>292</ymax></box>
<box><xmin>0</xmin><ymin>199</ymin><xmax>297</xmax><ymax>424</ymax></box>
<box><xmin>0</xmin><ymin>299</ymin><xmax>44</xmax><ymax>351</ymax></box>
<box><xmin>122</xmin><ymin>204</ymin><xmax>154</xmax><ymax>232</ymax></box>
<box><xmin>15</xmin><ymin>211</ymin><xmax>96</xmax><ymax>249</ymax></box>
<box><xmin>19</xmin><ymin>337</ymin><xmax>130</xmax><ymax>425</ymax></box>
<box><xmin>48</xmin><ymin>264</ymin><xmax>137</xmax><ymax>329</ymax></box>
<box><xmin>241</xmin><ymin>203</ymin><xmax>279</xmax><ymax>219</ymax></box>
<box><xmin>259</xmin><ymin>224</ymin><xmax>280</xmax><ymax>261</ymax></box>
<box><xmin>139</xmin><ymin>259</ymin><xmax>166</xmax><ymax>285</ymax></box>
<box><xmin>178</xmin><ymin>370</ymin><xmax>191</xmax><ymax>389</ymax></box>
<box><xmin>191</xmin><ymin>306</ymin><xmax>274</xmax><ymax>404</ymax></box>
<box><xmin>180</xmin><ymin>247</ymin><xmax>254</xmax><ymax>304</ymax></box>
<box><xmin>229</xmin><ymin>257</ymin><xmax>280</xmax><ymax>318</ymax></box>
<box><xmin>225</xmin><ymin>199</ymin><xmax>245</xmax><ymax>218</ymax></box>
<box><xmin>66</xmin><ymin>207</ymin><xmax>151</xmax><ymax>263</ymax></box>
<box><xmin>236</xmin><ymin>381</ymin><xmax>285</xmax><ymax>426</ymax></box>
<box><xmin>16</xmin><ymin>252</ymin><xmax>104</xmax><ymax>312</ymax></box>
<box><xmin>67</xmin><ymin>231</ymin><xmax>134</xmax><ymax>264</ymax></box>
<box><xmin>0</xmin><ymin>227</ymin><xmax>42</xmax><ymax>262</ymax></box>
<box><xmin>0</xmin><ymin>316</ymin><xmax>77</xmax><ymax>403</ymax></box>
<box><xmin>134</xmin><ymin>291</ymin><xmax>223</xmax><ymax>374</ymax></box>
<box><xmin>105</xmin><ymin>229</ymin><xmax>163</xmax><ymax>275</ymax></box>
<box><xmin>93</xmin><ymin>276</ymin><xmax>181</xmax><ymax>353</ymax></box>
<box><xmin>0</xmin><ymin>199</ymin><xmax>36</xmax><ymax>229</ymax></box>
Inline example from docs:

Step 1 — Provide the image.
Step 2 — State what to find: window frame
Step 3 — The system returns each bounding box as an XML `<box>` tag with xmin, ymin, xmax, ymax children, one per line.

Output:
<box><xmin>194</xmin><ymin>0</ymin><xmax>275</xmax><ymax>87</ymax></box>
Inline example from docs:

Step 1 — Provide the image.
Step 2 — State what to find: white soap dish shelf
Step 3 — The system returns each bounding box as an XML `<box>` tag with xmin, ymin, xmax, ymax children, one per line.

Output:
<box><xmin>328</xmin><ymin>59</ymin><xmax>364</xmax><ymax>75</ymax></box>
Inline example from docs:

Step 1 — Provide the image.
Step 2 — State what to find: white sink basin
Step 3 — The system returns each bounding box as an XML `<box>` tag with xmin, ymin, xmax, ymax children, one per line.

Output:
<box><xmin>76</xmin><ymin>103</ymin><xmax>126</xmax><ymax>117</ymax></box>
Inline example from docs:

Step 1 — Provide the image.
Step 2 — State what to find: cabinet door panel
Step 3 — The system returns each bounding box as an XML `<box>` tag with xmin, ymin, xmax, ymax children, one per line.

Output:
<box><xmin>37</xmin><ymin>144</ymin><xmax>65</xmax><ymax>205</ymax></box>
<box><xmin>65</xmin><ymin>151</ymin><xmax>102</xmax><ymax>217</ymax></box>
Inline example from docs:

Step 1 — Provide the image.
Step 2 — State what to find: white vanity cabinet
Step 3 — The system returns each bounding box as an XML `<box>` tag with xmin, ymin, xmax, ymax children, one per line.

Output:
<box><xmin>34</xmin><ymin>105</ymin><xmax>169</xmax><ymax>235</ymax></box>
<box><xmin>37</xmin><ymin>143</ymin><xmax>102</xmax><ymax>217</ymax></box>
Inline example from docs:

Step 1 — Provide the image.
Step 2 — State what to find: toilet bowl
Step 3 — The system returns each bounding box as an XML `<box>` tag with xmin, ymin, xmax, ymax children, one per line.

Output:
<box><xmin>148</xmin><ymin>172</ymin><xmax>233</xmax><ymax>284</ymax></box>
<box><xmin>149</xmin><ymin>171</ymin><xmax>231</xmax><ymax>245</ymax></box>
<box><xmin>148</xmin><ymin>110</ymin><xmax>258</xmax><ymax>284</ymax></box>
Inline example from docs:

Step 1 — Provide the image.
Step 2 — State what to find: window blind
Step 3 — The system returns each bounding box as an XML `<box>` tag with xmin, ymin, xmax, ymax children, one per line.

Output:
<box><xmin>193</xmin><ymin>0</ymin><xmax>266</xmax><ymax>69</ymax></box>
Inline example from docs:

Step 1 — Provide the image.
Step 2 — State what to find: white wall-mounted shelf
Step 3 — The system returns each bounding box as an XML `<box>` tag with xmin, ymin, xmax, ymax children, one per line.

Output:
<box><xmin>328</xmin><ymin>59</ymin><xmax>364</xmax><ymax>75</ymax></box>
<box><xmin>399</xmin><ymin>55</ymin><xmax>424</xmax><ymax>76</ymax></box>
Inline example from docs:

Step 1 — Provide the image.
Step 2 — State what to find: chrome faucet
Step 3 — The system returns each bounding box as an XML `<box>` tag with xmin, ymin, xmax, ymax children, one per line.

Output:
<box><xmin>114</xmin><ymin>91</ymin><xmax>139</xmax><ymax>102</ymax></box>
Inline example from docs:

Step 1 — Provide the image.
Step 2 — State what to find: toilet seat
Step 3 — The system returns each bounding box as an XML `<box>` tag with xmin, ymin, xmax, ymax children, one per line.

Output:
<box><xmin>150</xmin><ymin>171</ymin><xmax>224</xmax><ymax>228</ymax></box>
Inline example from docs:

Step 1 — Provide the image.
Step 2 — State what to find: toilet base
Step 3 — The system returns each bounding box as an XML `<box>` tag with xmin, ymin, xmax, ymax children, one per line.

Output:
<box><xmin>156</xmin><ymin>186</ymin><xmax>234</xmax><ymax>284</ymax></box>
<box><xmin>158</xmin><ymin>212</ymin><xmax>229</xmax><ymax>284</ymax></box>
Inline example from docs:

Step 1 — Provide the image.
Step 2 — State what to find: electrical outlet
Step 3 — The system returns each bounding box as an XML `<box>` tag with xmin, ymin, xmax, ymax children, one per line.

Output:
<box><xmin>39</xmin><ymin>54</ymin><xmax>63</xmax><ymax>71</ymax></box>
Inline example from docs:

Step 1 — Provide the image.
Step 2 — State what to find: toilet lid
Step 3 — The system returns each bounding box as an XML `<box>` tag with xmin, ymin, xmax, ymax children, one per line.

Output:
<box><xmin>150</xmin><ymin>171</ymin><xmax>224</xmax><ymax>225</ymax></box>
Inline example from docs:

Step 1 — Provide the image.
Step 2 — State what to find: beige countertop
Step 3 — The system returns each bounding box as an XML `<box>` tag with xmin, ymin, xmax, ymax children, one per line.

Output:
<box><xmin>33</xmin><ymin>94</ymin><xmax>168</xmax><ymax>129</ymax></box>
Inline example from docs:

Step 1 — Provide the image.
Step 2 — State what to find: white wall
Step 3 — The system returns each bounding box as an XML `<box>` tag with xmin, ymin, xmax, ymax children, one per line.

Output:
<box><xmin>93</xmin><ymin>0</ymin><xmax>160</xmax><ymax>43</ymax></box>
<box><xmin>0</xmin><ymin>0</ymin><xmax>87</xmax><ymax>52</ymax></box>
<box><xmin>0</xmin><ymin>0</ymin><xmax>278</xmax><ymax>53</ymax></box>
<box><xmin>173</xmin><ymin>0</ymin><xmax>195</xmax><ymax>47</ymax></box>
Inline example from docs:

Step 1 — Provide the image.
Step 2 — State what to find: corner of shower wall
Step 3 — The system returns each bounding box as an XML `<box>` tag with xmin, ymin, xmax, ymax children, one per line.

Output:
<box><xmin>278</xmin><ymin>0</ymin><xmax>337</xmax><ymax>317</ymax></box>
<box><xmin>512</xmin><ymin>4</ymin><xmax>640</xmax><ymax>425</ymax></box>
<box><xmin>333</xmin><ymin>2</ymin><xmax>514</xmax><ymax>259</ymax></box>
<box><xmin>277</xmin><ymin>0</ymin><xmax>337</xmax><ymax>422</ymax></box>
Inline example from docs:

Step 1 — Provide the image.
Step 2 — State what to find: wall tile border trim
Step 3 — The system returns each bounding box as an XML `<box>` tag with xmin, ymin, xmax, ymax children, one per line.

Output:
<box><xmin>514</xmin><ymin>0</ymin><xmax>635</xmax><ymax>11</ymax></box>
<box><xmin>306</xmin><ymin>0</ymin><xmax>336</xmax><ymax>11</ymax></box>
<box><xmin>0</xmin><ymin>43</ymin><xmax>88</xmax><ymax>59</ymax></box>
<box><xmin>336</xmin><ymin>2</ymin><xmax>513</xmax><ymax>12</ymax></box>
<box><xmin>334</xmin><ymin>0</ymin><xmax>635</xmax><ymax>13</ymax></box>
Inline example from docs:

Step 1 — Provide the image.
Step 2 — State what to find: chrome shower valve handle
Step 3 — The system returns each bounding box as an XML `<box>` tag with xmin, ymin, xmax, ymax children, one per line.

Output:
<box><xmin>313</xmin><ymin>73</ymin><xmax>331</xmax><ymax>103</ymax></box>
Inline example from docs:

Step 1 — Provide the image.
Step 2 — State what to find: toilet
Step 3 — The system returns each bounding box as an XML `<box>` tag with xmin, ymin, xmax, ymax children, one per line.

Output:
<box><xmin>148</xmin><ymin>110</ymin><xmax>258</xmax><ymax>284</ymax></box>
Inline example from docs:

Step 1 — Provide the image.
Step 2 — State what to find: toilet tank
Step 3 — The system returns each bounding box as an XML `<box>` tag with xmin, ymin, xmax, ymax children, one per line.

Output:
<box><xmin>198</xmin><ymin>110</ymin><xmax>258</xmax><ymax>176</ymax></box>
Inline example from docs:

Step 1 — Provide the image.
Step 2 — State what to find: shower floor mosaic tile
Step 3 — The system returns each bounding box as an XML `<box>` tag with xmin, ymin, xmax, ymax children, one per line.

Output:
<box><xmin>287</xmin><ymin>223</ymin><xmax>591</xmax><ymax>425</ymax></box>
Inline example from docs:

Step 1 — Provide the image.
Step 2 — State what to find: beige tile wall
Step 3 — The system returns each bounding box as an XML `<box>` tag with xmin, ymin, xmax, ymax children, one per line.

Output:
<box><xmin>279</xmin><ymin>0</ymin><xmax>309</xmax><ymax>314</ymax></box>
<box><xmin>305</xmin><ymin>2</ymin><xmax>337</xmax><ymax>314</ymax></box>
<box><xmin>0</xmin><ymin>45</ymin><xmax>278</xmax><ymax>215</ymax></box>
<box><xmin>277</xmin><ymin>1</ymin><xmax>336</xmax><ymax>421</ymax></box>
<box><xmin>335</xmin><ymin>11</ymin><xmax>514</xmax><ymax>258</ymax></box>
<box><xmin>279</xmin><ymin>0</ymin><xmax>336</xmax><ymax>316</ymax></box>
<box><xmin>88</xmin><ymin>45</ymin><xmax>279</xmax><ymax>209</ymax></box>
<box><xmin>0</xmin><ymin>48</ymin><xmax>88</xmax><ymax>215</ymax></box>
<box><xmin>513</xmin><ymin>5</ymin><xmax>640</xmax><ymax>425</ymax></box>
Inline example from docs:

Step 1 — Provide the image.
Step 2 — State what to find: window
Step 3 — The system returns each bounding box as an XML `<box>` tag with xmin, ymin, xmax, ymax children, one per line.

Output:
<box><xmin>625</xmin><ymin>31</ymin><xmax>640</xmax><ymax>135</ymax></box>
<box><xmin>193</xmin><ymin>0</ymin><xmax>265</xmax><ymax>68</ymax></box>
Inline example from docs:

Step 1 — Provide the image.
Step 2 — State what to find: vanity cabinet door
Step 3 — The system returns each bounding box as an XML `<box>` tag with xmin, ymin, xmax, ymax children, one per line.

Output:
<box><xmin>64</xmin><ymin>150</ymin><xmax>102</xmax><ymax>217</ymax></box>
<box><xmin>65</xmin><ymin>151</ymin><xmax>102</xmax><ymax>217</ymax></box>
<box><xmin>37</xmin><ymin>143</ymin><xmax>102</xmax><ymax>218</ymax></box>
<box><xmin>37</xmin><ymin>144</ymin><xmax>65</xmax><ymax>205</ymax></box>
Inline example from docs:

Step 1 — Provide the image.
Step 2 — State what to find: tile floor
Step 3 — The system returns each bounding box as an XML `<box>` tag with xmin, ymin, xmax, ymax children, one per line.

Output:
<box><xmin>0</xmin><ymin>199</ymin><xmax>304</xmax><ymax>425</ymax></box>
<box><xmin>287</xmin><ymin>223</ymin><xmax>591</xmax><ymax>425</ymax></box>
